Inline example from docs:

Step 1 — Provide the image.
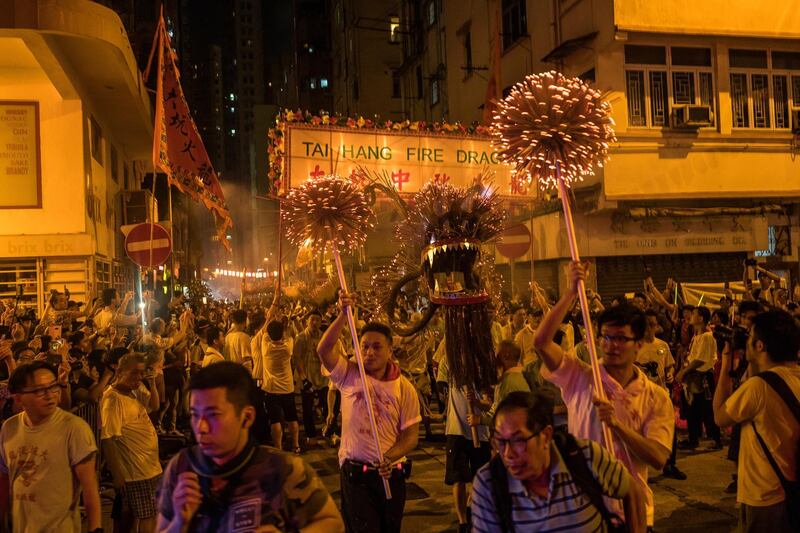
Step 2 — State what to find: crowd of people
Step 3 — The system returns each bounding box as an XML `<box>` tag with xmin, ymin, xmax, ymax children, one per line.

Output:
<box><xmin>0</xmin><ymin>258</ymin><xmax>796</xmax><ymax>533</ymax></box>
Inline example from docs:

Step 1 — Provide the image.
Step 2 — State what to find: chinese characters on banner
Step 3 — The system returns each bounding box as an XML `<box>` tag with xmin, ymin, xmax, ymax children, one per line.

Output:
<box><xmin>152</xmin><ymin>17</ymin><xmax>232</xmax><ymax>251</ymax></box>
<box><xmin>283</xmin><ymin>125</ymin><xmax>518</xmax><ymax>195</ymax></box>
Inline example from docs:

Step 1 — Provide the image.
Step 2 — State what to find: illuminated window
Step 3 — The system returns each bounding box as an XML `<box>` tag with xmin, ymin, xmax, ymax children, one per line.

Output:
<box><xmin>431</xmin><ymin>79</ymin><xmax>439</xmax><ymax>106</ymax></box>
<box><xmin>389</xmin><ymin>16</ymin><xmax>400</xmax><ymax>43</ymax></box>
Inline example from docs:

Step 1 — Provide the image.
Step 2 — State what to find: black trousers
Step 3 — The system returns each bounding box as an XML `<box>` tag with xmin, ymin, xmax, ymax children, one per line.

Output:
<box><xmin>340</xmin><ymin>461</ymin><xmax>407</xmax><ymax>533</ymax></box>
<box><xmin>686</xmin><ymin>373</ymin><xmax>720</xmax><ymax>445</ymax></box>
<box><xmin>666</xmin><ymin>423</ymin><xmax>678</xmax><ymax>466</ymax></box>
<box><xmin>301</xmin><ymin>386</ymin><xmax>328</xmax><ymax>438</ymax></box>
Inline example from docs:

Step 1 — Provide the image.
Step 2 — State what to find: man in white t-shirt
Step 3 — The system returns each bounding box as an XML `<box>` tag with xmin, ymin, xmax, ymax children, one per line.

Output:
<box><xmin>101</xmin><ymin>353</ymin><xmax>161</xmax><ymax>532</ymax></box>
<box><xmin>637</xmin><ymin>311</ymin><xmax>676</xmax><ymax>388</ymax></box>
<box><xmin>513</xmin><ymin>308</ymin><xmax>541</xmax><ymax>365</ymax></box>
<box><xmin>261</xmin><ymin>320</ymin><xmax>299</xmax><ymax>452</ymax></box>
<box><xmin>94</xmin><ymin>288</ymin><xmax>141</xmax><ymax>331</ymax></box>
<box><xmin>223</xmin><ymin>309</ymin><xmax>252</xmax><ymax>370</ymax></box>
<box><xmin>501</xmin><ymin>305</ymin><xmax>526</xmax><ymax>342</ymax></box>
<box><xmin>714</xmin><ymin>310</ymin><xmax>800</xmax><ymax>532</ymax></box>
<box><xmin>533</xmin><ymin>261</ymin><xmax>674</xmax><ymax>530</ymax></box>
<box><xmin>317</xmin><ymin>293</ymin><xmax>420</xmax><ymax>533</ymax></box>
<box><xmin>676</xmin><ymin>306</ymin><xmax>721</xmax><ymax>450</ymax></box>
<box><xmin>0</xmin><ymin>361</ymin><xmax>101</xmax><ymax>533</ymax></box>
<box><xmin>201</xmin><ymin>326</ymin><xmax>225</xmax><ymax>368</ymax></box>
<box><xmin>639</xmin><ymin>310</ymin><xmax>685</xmax><ymax>480</ymax></box>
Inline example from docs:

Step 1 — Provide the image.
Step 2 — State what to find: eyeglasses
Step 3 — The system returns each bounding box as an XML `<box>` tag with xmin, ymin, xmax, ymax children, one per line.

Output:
<box><xmin>600</xmin><ymin>334</ymin><xmax>636</xmax><ymax>345</ymax></box>
<box><xmin>20</xmin><ymin>383</ymin><xmax>61</xmax><ymax>398</ymax></box>
<box><xmin>492</xmin><ymin>432</ymin><xmax>538</xmax><ymax>454</ymax></box>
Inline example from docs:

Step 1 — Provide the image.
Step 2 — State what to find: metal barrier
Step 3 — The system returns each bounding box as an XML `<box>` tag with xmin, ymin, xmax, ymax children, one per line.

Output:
<box><xmin>71</xmin><ymin>401</ymin><xmax>102</xmax><ymax>476</ymax></box>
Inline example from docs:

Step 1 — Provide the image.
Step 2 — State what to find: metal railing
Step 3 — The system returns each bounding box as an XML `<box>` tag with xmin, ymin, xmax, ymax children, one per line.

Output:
<box><xmin>71</xmin><ymin>401</ymin><xmax>102</xmax><ymax>476</ymax></box>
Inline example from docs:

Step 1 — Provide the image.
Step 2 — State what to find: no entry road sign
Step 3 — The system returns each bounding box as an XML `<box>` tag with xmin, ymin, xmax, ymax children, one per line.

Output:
<box><xmin>125</xmin><ymin>223</ymin><xmax>172</xmax><ymax>268</ymax></box>
<box><xmin>496</xmin><ymin>223</ymin><xmax>531</xmax><ymax>259</ymax></box>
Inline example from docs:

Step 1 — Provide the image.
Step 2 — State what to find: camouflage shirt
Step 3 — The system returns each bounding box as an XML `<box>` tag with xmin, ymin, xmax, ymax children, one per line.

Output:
<box><xmin>158</xmin><ymin>445</ymin><xmax>331</xmax><ymax>532</ymax></box>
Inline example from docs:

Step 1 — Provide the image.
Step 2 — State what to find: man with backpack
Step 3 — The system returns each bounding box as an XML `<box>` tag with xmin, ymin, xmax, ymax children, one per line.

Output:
<box><xmin>713</xmin><ymin>310</ymin><xmax>800</xmax><ymax>532</ymax></box>
<box><xmin>470</xmin><ymin>391</ymin><xmax>646</xmax><ymax>532</ymax></box>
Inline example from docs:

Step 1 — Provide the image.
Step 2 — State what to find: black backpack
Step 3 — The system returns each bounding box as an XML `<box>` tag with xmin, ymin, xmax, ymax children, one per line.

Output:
<box><xmin>752</xmin><ymin>371</ymin><xmax>800</xmax><ymax>531</ymax></box>
<box><xmin>489</xmin><ymin>431</ymin><xmax>627</xmax><ymax>533</ymax></box>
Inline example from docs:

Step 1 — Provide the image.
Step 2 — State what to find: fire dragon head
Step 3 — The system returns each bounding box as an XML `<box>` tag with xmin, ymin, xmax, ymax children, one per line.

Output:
<box><xmin>370</xmin><ymin>175</ymin><xmax>506</xmax><ymax>336</ymax></box>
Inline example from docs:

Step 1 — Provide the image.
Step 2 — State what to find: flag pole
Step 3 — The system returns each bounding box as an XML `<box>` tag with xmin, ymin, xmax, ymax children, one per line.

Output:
<box><xmin>556</xmin><ymin>162</ymin><xmax>615</xmax><ymax>451</ymax></box>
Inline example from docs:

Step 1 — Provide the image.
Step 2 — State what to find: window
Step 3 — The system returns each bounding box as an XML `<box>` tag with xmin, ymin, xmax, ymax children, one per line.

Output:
<box><xmin>624</xmin><ymin>45</ymin><xmax>715</xmax><ymax>128</ymax></box>
<box><xmin>416</xmin><ymin>65</ymin><xmax>424</xmax><ymax>99</ymax></box>
<box><xmin>431</xmin><ymin>79</ymin><xmax>440</xmax><ymax>106</ymax></box>
<box><xmin>309</xmin><ymin>78</ymin><xmax>317</xmax><ymax>89</ymax></box>
<box><xmin>95</xmin><ymin>260</ymin><xmax>111</xmax><ymax>291</ymax></box>
<box><xmin>392</xmin><ymin>75</ymin><xmax>401</xmax><ymax>98</ymax></box>
<box><xmin>353</xmin><ymin>76</ymin><xmax>359</xmax><ymax>100</ymax></box>
<box><xmin>501</xmin><ymin>0</ymin><xmax>527</xmax><ymax>50</ymax></box>
<box><xmin>427</xmin><ymin>0</ymin><xmax>436</xmax><ymax>25</ymax></box>
<box><xmin>389</xmin><ymin>16</ymin><xmax>400</xmax><ymax>43</ymax></box>
<box><xmin>729</xmin><ymin>49</ymin><xmax>800</xmax><ymax>130</ymax></box>
<box><xmin>90</xmin><ymin>117</ymin><xmax>103</xmax><ymax>165</ymax></box>
<box><xmin>320</xmin><ymin>78</ymin><xmax>329</xmax><ymax>89</ymax></box>
<box><xmin>110</xmin><ymin>145</ymin><xmax>119</xmax><ymax>183</ymax></box>
<box><xmin>461</xmin><ymin>25</ymin><xmax>473</xmax><ymax>76</ymax></box>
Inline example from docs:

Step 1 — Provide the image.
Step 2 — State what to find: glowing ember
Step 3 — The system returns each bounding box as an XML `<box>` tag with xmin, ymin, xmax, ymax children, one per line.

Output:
<box><xmin>282</xmin><ymin>174</ymin><xmax>374</xmax><ymax>251</ymax></box>
<box><xmin>490</xmin><ymin>70</ymin><xmax>616</xmax><ymax>189</ymax></box>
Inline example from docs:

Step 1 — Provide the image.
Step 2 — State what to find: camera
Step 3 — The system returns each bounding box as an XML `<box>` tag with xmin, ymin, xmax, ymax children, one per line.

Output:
<box><xmin>49</xmin><ymin>339</ymin><xmax>64</xmax><ymax>352</ymax></box>
<box><xmin>712</xmin><ymin>324</ymin><xmax>749</xmax><ymax>352</ymax></box>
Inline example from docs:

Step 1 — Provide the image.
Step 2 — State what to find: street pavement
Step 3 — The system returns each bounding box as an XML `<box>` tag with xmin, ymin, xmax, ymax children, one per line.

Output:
<box><xmin>303</xmin><ymin>427</ymin><xmax>738</xmax><ymax>533</ymax></box>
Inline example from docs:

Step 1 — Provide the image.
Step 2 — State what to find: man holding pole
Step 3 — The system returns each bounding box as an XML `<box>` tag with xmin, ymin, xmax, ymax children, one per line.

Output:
<box><xmin>533</xmin><ymin>261</ymin><xmax>674</xmax><ymax>530</ymax></box>
<box><xmin>317</xmin><ymin>292</ymin><xmax>420</xmax><ymax>533</ymax></box>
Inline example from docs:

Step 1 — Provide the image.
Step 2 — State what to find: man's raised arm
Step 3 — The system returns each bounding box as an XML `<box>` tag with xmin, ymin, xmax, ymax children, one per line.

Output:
<box><xmin>316</xmin><ymin>293</ymin><xmax>352</xmax><ymax>373</ymax></box>
<box><xmin>533</xmin><ymin>261</ymin><xmax>582</xmax><ymax>371</ymax></box>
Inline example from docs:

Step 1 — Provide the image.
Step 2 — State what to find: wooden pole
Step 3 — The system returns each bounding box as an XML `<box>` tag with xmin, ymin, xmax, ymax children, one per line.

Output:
<box><xmin>529</xmin><ymin>214</ymin><xmax>535</xmax><ymax>301</ymax></box>
<box><xmin>555</xmin><ymin>163</ymin><xmax>615</xmax><ymax>452</ymax></box>
<box><xmin>465</xmin><ymin>388</ymin><xmax>480</xmax><ymax>447</ymax></box>
<box><xmin>331</xmin><ymin>245</ymin><xmax>392</xmax><ymax>499</ymax></box>
<box><xmin>167</xmin><ymin>183</ymin><xmax>175</xmax><ymax>300</ymax></box>
<box><xmin>276</xmin><ymin>202</ymin><xmax>283</xmax><ymax>295</ymax></box>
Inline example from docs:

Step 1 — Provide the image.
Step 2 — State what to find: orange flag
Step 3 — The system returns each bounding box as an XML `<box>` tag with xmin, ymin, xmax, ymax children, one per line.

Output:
<box><xmin>151</xmin><ymin>15</ymin><xmax>233</xmax><ymax>252</ymax></box>
<box><xmin>482</xmin><ymin>4</ymin><xmax>502</xmax><ymax>125</ymax></box>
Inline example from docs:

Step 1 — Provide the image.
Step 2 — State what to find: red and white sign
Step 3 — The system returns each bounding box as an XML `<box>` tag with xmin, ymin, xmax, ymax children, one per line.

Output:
<box><xmin>496</xmin><ymin>224</ymin><xmax>531</xmax><ymax>259</ymax></box>
<box><xmin>125</xmin><ymin>223</ymin><xmax>172</xmax><ymax>268</ymax></box>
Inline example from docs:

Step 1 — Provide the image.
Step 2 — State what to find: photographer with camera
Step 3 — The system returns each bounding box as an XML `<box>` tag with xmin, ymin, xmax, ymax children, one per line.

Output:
<box><xmin>676</xmin><ymin>306</ymin><xmax>721</xmax><ymax>450</ymax></box>
<box><xmin>156</xmin><ymin>362</ymin><xmax>343</xmax><ymax>532</ymax></box>
<box><xmin>714</xmin><ymin>310</ymin><xmax>800</xmax><ymax>532</ymax></box>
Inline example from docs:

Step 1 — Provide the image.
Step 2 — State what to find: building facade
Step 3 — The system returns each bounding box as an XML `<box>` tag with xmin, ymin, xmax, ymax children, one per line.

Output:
<box><xmin>0</xmin><ymin>0</ymin><xmax>153</xmax><ymax>313</ymax></box>
<box><xmin>332</xmin><ymin>0</ymin><xmax>800</xmax><ymax>297</ymax></box>
<box><xmin>330</xmin><ymin>0</ymin><xmax>403</xmax><ymax>120</ymax></box>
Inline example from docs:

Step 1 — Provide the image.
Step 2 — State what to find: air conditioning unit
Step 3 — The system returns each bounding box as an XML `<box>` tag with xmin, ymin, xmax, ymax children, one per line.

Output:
<box><xmin>123</xmin><ymin>190</ymin><xmax>157</xmax><ymax>225</ymax></box>
<box><xmin>671</xmin><ymin>104</ymin><xmax>714</xmax><ymax>128</ymax></box>
<box><xmin>791</xmin><ymin>108</ymin><xmax>800</xmax><ymax>133</ymax></box>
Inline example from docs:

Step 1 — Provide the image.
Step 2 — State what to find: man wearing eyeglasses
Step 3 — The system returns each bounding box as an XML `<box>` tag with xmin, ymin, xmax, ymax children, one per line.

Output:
<box><xmin>471</xmin><ymin>391</ymin><xmax>646</xmax><ymax>532</ymax></box>
<box><xmin>0</xmin><ymin>361</ymin><xmax>101</xmax><ymax>533</ymax></box>
<box><xmin>533</xmin><ymin>261</ymin><xmax>674</xmax><ymax>531</ymax></box>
